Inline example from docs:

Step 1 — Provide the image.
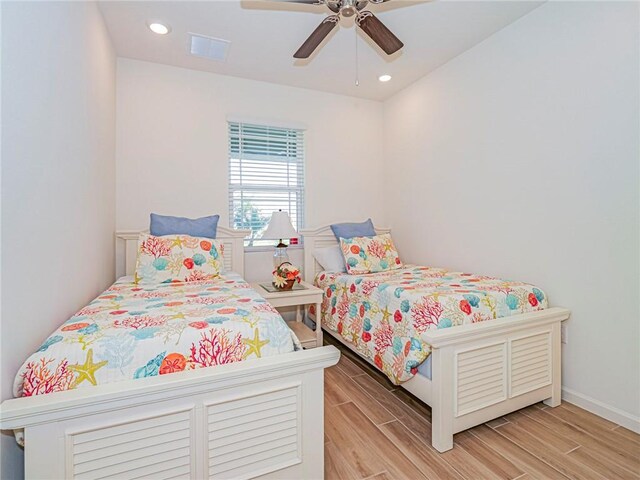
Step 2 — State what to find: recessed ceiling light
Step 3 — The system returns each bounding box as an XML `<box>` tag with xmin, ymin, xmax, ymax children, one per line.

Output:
<box><xmin>378</xmin><ymin>74</ymin><xmax>392</xmax><ymax>82</ymax></box>
<box><xmin>149</xmin><ymin>22</ymin><xmax>170</xmax><ymax>35</ymax></box>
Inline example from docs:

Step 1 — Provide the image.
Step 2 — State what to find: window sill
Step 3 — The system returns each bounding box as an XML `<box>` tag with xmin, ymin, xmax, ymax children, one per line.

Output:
<box><xmin>244</xmin><ymin>245</ymin><xmax>304</xmax><ymax>253</ymax></box>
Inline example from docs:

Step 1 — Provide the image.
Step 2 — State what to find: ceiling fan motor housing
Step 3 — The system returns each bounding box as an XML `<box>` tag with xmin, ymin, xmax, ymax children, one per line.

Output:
<box><xmin>340</xmin><ymin>0</ymin><xmax>359</xmax><ymax>17</ymax></box>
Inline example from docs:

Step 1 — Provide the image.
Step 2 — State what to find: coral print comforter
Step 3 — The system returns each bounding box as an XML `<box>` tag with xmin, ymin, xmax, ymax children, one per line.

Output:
<box><xmin>14</xmin><ymin>273</ymin><xmax>298</xmax><ymax>397</ymax></box>
<box><xmin>315</xmin><ymin>266</ymin><xmax>548</xmax><ymax>384</ymax></box>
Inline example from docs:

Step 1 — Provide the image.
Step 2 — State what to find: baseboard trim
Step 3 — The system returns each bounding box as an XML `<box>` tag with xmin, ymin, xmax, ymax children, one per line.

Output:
<box><xmin>562</xmin><ymin>386</ymin><xmax>640</xmax><ymax>433</ymax></box>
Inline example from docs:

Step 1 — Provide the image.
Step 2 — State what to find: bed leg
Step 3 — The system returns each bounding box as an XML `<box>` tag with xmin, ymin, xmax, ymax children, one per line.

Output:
<box><xmin>432</xmin><ymin>411</ymin><xmax>454</xmax><ymax>452</ymax></box>
<box><xmin>543</xmin><ymin>322</ymin><xmax>562</xmax><ymax>407</ymax></box>
<box><xmin>430</xmin><ymin>347</ymin><xmax>454</xmax><ymax>452</ymax></box>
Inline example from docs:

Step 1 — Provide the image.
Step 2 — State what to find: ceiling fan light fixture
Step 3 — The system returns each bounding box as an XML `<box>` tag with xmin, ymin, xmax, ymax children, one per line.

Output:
<box><xmin>341</xmin><ymin>6</ymin><xmax>357</xmax><ymax>17</ymax></box>
<box><xmin>148</xmin><ymin>22</ymin><xmax>170</xmax><ymax>35</ymax></box>
<box><xmin>341</xmin><ymin>0</ymin><xmax>358</xmax><ymax>17</ymax></box>
<box><xmin>378</xmin><ymin>74</ymin><xmax>392</xmax><ymax>82</ymax></box>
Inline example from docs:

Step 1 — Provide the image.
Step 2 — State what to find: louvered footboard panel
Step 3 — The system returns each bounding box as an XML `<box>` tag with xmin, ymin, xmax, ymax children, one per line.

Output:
<box><xmin>510</xmin><ymin>332</ymin><xmax>552</xmax><ymax>397</ymax></box>
<box><xmin>455</xmin><ymin>343</ymin><xmax>507</xmax><ymax>417</ymax></box>
<box><xmin>207</xmin><ymin>384</ymin><xmax>302</xmax><ymax>480</ymax></box>
<box><xmin>68</xmin><ymin>410</ymin><xmax>193</xmax><ymax>480</ymax></box>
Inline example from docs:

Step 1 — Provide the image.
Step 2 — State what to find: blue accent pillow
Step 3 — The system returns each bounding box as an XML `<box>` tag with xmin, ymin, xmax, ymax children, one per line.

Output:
<box><xmin>150</xmin><ymin>213</ymin><xmax>219</xmax><ymax>239</ymax></box>
<box><xmin>330</xmin><ymin>219</ymin><xmax>376</xmax><ymax>241</ymax></box>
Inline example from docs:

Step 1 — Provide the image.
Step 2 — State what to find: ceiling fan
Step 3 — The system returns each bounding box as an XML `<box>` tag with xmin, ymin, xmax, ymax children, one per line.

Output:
<box><xmin>277</xmin><ymin>0</ymin><xmax>404</xmax><ymax>59</ymax></box>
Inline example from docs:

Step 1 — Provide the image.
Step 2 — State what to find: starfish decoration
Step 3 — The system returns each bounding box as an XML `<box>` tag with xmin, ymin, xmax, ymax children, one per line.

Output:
<box><xmin>170</xmin><ymin>237</ymin><xmax>185</xmax><ymax>248</ymax></box>
<box><xmin>133</xmin><ymin>271</ymin><xmax>142</xmax><ymax>285</ymax></box>
<box><xmin>242</xmin><ymin>328</ymin><xmax>269</xmax><ymax>359</ymax></box>
<box><xmin>68</xmin><ymin>349</ymin><xmax>107</xmax><ymax>388</ymax></box>
<box><xmin>381</xmin><ymin>307</ymin><xmax>392</xmax><ymax>322</ymax></box>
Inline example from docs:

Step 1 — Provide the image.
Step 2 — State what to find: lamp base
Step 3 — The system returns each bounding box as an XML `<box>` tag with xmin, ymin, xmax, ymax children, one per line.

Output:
<box><xmin>273</xmin><ymin>245</ymin><xmax>289</xmax><ymax>269</ymax></box>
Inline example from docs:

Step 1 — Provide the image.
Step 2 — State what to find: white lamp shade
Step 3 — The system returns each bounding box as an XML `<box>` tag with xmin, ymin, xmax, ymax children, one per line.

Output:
<box><xmin>262</xmin><ymin>211</ymin><xmax>298</xmax><ymax>240</ymax></box>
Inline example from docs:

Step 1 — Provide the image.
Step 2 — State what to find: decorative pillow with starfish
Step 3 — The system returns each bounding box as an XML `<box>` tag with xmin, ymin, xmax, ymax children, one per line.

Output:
<box><xmin>134</xmin><ymin>233</ymin><xmax>225</xmax><ymax>284</ymax></box>
<box><xmin>339</xmin><ymin>233</ymin><xmax>403</xmax><ymax>275</ymax></box>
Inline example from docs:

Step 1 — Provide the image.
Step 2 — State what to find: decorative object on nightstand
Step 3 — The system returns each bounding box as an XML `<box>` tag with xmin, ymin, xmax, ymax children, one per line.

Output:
<box><xmin>272</xmin><ymin>262</ymin><xmax>301</xmax><ymax>291</ymax></box>
<box><xmin>262</xmin><ymin>210</ymin><xmax>298</xmax><ymax>268</ymax></box>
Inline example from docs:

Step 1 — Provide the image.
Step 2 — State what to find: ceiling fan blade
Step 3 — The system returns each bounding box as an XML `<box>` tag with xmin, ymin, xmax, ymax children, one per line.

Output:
<box><xmin>326</xmin><ymin>1</ymin><xmax>341</xmax><ymax>13</ymax></box>
<box><xmin>294</xmin><ymin>15</ymin><xmax>339</xmax><ymax>58</ymax></box>
<box><xmin>356</xmin><ymin>11</ymin><xmax>403</xmax><ymax>55</ymax></box>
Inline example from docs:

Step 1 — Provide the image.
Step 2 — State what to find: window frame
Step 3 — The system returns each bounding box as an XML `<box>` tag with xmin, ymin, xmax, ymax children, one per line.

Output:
<box><xmin>227</xmin><ymin>121</ymin><xmax>305</xmax><ymax>250</ymax></box>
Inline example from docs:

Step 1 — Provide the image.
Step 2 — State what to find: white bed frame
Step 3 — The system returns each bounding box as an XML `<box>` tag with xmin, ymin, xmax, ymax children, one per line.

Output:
<box><xmin>1</xmin><ymin>227</ymin><xmax>340</xmax><ymax>479</ymax></box>
<box><xmin>301</xmin><ymin>225</ymin><xmax>570</xmax><ymax>453</ymax></box>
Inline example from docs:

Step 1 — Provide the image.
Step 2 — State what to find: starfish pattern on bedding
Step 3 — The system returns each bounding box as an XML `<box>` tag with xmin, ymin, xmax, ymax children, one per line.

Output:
<box><xmin>68</xmin><ymin>349</ymin><xmax>107</xmax><ymax>388</ymax></box>
<box><xmin>242</xmin><ymin>328</ymin><xmax>269</xmax><ymax>359</ymax></box>
<box><xmin>170</xmin><ymin>237</ymin><xmax>186</xmax><ymax>248</ymax></box>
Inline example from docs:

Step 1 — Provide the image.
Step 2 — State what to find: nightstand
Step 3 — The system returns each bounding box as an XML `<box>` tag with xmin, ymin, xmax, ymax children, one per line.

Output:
<box><xmin>251</xmin><ymin>281</ymin><xmax>323</xmax><ymax>349</ymax></box>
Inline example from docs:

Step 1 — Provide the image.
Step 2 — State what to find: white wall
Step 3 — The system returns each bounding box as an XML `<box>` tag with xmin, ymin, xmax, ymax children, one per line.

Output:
<box><xmin>115</xmin><ymin>58</ymin><xmax>385</xmax><ymax>281</ymax></box>
<box><xmin>1</xmin><ymin>2</ymin><xmax>116</xmax><ymax>477</ymax></box>
<box><xmin>384</xmin><ymin>1</ymin><xmax>639</xmax><ymax>427</ymax></box>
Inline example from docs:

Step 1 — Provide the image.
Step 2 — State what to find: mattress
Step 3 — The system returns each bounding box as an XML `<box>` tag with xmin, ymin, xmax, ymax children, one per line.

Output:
<box><xmin>315</xmin><ymin>266</ymin><xmax>548</xmax><ymax>384</ymax></box>
<box><xmin>14</xmin><ymin>272</ymin><xmax>298</xmax><ymax>397</ymax></box>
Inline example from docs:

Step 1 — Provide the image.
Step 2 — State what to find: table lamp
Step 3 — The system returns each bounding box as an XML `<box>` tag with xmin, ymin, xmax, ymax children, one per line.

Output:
<box><xmin>262</xmin><ymin>210</ymin><xmax>298</xmax><ymax>268</ymax></box>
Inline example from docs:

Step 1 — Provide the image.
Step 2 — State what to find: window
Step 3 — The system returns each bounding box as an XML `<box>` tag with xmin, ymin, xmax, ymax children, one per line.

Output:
<box><xmin>228</xmin><ymin>121</ymin><xmax>305</xmax><ymax>247</ymax></box>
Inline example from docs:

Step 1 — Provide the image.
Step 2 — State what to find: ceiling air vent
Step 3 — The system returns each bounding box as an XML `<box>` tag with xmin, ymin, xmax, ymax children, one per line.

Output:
<box><xmin>189</xmin><ymin>33</ymin><xmax>230</xmax><ymax>62</ymax></box>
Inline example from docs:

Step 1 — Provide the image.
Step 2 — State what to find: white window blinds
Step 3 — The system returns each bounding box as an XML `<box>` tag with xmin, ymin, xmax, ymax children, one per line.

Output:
<box><xmin>228</xmin><ymin>121</ymin><xmax>305</xmax><ymax>247</ymax></box>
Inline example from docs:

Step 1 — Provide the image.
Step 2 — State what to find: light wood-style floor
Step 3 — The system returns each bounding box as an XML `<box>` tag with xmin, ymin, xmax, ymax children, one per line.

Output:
<box><xmin>324</xmin><ymin>336</ymin><xmax>640</xmax><ymax>480</ymax></box>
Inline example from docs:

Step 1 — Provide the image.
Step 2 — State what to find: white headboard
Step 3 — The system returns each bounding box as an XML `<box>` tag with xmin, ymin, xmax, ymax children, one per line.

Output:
<box><xmin>299</xmin><ymin>225</ymin><xmax>391</xmax><ymax>283</ymax></box>
<box><xmin>115</xmin><ymin>226</ymin><xmax>251</xmax><ymax>279</ymax></box>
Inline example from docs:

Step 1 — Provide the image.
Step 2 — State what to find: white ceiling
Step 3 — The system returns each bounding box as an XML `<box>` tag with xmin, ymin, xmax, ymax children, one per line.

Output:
<box><xmin>98</xmin><ymin>0</ymin><xmax>543</xmax><ymax>101</ymax></box>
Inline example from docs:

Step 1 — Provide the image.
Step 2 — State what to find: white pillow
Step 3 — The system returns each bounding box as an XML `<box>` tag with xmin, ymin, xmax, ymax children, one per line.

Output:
<box><xmin>313</xmin><ymin>245</ymin><xmax>347</xmax><ymax>273</ymax></box>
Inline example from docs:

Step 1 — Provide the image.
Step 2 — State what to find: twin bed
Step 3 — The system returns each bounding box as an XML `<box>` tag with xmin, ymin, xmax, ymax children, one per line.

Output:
<box><xmin>302</xmin><ymin>225</ymin><xmax>570</xmax><ymax>453</ymax></box>
<box><xmin>1</xmin><ymin>222</ymin><xmax>570</xmax><ymax>479</ymax></box>
<box><xmin>1</xmin><ymin>226</ymin><xmax>340</xmax><ymax>480</ymax></box>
